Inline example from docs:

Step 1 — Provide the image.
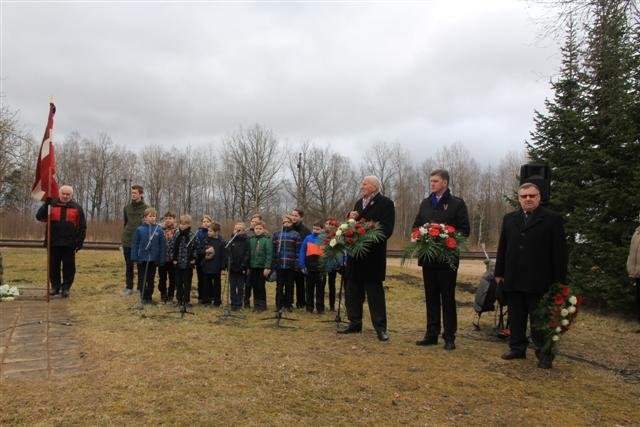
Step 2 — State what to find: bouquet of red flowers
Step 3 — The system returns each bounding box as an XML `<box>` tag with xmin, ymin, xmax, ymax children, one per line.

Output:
<box><xmin>402</xmin><ymin>223</ymin><xmax>467</xmax><ymax>270</ymax></box>
<box><xmin>534</xmin><ymin>283</ymin><xmax>582</xmax><ymax>356</ymax></box>
<box><xmin>322</xmin><ymin>218</ymin><xmax>384</xmax><ymax>259</ymax></box>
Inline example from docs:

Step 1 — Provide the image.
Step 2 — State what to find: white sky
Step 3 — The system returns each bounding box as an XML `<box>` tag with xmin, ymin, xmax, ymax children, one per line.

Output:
<box><xmin>1</xmin><ymin>1</ymin><xmax>562</xmax><ymax>164</ymax></box>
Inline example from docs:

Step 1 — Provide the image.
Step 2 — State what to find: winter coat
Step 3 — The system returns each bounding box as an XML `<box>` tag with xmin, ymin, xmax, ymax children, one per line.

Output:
<box><xmin>172</xmin><ymin>228</ymin><xmax>197</xmax><ymax>269</ymax></box>
<box><xmin>121</xmin><ymin>200</ymin><xmax>148</xmax><ymax>247</ymax></box>
<box><xmin>345</xmin><ymin>193</ymin><xmax>395</xmax><ymax>283</ymax></box>
<box><xmin>227</xmin><ymin>234</ymin><xmax>250</xmax><ymax>273</ymax></box>
<box><xmin>200</xmin><ymin>234</ymin><xmax>226</xmax><ymax>275</ymax></box>
<box><xmin>249</xmin><ymin>234</ymin><xmax>273</xmax><ymax>269</ymax></box>
<box><xmin>293</xmin><ymin>222</ymin><xmax>311</xmax><ymax>240</ymax></box>
<box><xmin>299</xmin><ymin>233</ymin><xmax>324</xmax><ymax>272</ymax></box>
<box><xmin>131</xmin><ymin>223</ymin><xmax>166</xmax><ymax>265</ymax></box>
<box><xmin>36</xmin><ymin>198</ymin><xmax>87</xmax><ymax>249</ymax></box>
<box><xmin>324</xmin><ymin>250</ymin><xmax>346</xmax><ymax>273</ymax></box>
<box><xmin>272</xmin><ymin>228</ymin><xmax>301</xmax><ymax>271</ymax></box>
<box><xmin>627</xmin><ymin>226</ymin><xmax>640</xmax><ymax>278</ymax></box>
<box><xmin>494</xmin><ymin>206</ymin><xmax>568</xmax><ymax>294</ymax></box>
<box><xmin>194</xmin><ymin>227</ymin><xmax>209</xmax><ymax>261</ymax></box>
<box><xmin>412</xmin><ymin>189</ymin><xmax>470</xmax><ymax>268</ymax></box>
<box><xmin>162</xmin><ymin>226</ymin><xmax>178</xmax><ymax>263</ymax></box>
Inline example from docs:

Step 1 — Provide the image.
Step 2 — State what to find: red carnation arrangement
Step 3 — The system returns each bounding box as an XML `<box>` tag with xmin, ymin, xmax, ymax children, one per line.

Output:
<box><xmin>403</xmin><ymin>223</ymin><xmax>467</xmax><ymax>270</ymax></box>
<box><xmin>535</xmin><ymin>283</ymin><xmax>582</xmax><ymax>356</ymax></box>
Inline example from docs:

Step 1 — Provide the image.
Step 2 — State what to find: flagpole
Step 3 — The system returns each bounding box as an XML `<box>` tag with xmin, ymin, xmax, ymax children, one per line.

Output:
<box><xmin>46</xmin><ymin>166</ymin><xmax>52</xmax><ymax>303</ymax></box>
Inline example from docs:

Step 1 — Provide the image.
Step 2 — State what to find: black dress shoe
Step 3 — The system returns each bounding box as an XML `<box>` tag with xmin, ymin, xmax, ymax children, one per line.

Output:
<box><xmin>376</xmin><ymin>330</ymin><xmax>389</xmax><ymax>341</ymax></box>
<box><xmin>501</xmin><ymin>350</ymin><xmax>526</xmax><ymax>360</ymax></box>
<box><xmin>444</xmin><ymin>341</ymin><xmax>456</xmax><ymax>351</ymax></box>
<box><xmin>49</xmin><ymin>289</ymin><xmax>60</xmax><ymax>296</ymax></box>
<box><xmin>537</xmin><ymin>354</ymin><xmax>554</xmax><ymax>369</ymax></box>
<box><xmin>337</xmin><ymin>325</ymin><xmax>362</xmax><ymax>334</ymax></box>
<box><xmin>416</xmin><ymin>336</ymin><xmax>438</xmax><ymax>346</ymax></box>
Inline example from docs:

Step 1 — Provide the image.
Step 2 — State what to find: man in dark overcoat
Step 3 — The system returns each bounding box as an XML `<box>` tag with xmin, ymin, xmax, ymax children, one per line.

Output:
<box><xmin>495</xmin><ymin>182</ymin><xmax>568</xmax><ymax>369</ymax></box>
<box><xmin>338</xmin><ymin>176</ymin><xmax>395</xmax><ymax>341</ymax></box>
<box><xmin>412</xmin><ymin>169</ymin><xmax>470</xmax><ymax>350</ymax></box>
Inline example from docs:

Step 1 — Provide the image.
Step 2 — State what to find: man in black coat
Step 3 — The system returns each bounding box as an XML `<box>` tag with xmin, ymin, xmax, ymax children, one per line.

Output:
<box><xmin>291</xmin><ymin>208</ymin><xmax>310</xmax><ymax>309</ymax></box>
<box><xmin>495</xmin><ymin>182</ymin><xmax>568</xmax><ymax>369</ymax></box>
<box><xmin>36</xmin><ymin>185</ymin><xmax>87</xmax><ymax>298</ymax></box>
<box><xmin>338</xmin><ymin>176</ymin><xmax>395</xmax><ymax>341</ymax></box>
<box><xmin>412</xmin><ymin>169</ymin><xmax>470</xmax><ymax>350</ymax></box>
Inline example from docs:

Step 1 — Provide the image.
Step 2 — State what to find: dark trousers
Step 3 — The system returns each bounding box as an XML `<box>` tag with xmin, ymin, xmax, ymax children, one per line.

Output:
<box><xmin>175</xmin><ymin>267</ymin><xmax>193</xmax><ymax>304</ymax></box>
<box><xmin>244</xmin><ymin>271</ymin><xmax>253</xmax><ymax>307</ymax></box>
<box><xmin>50</xmin><ymin>246</ymin><xmax>76</xmax><ymax>291</ymax></box>
<box><xmin>323</xmin><ymin>271</ymin><xmax>338</xmax><ymax>310</ymax></box>
<box><xmin>123</xmin><ymin>246</ymin><xmax>135</xmax><ymax>289</ymax></box>
<box><xmin>196</xmin><ymin>262</ymin><xmax>205</xmax><ymax>302</ymax></box>
<box><xmin>202</xmin><ymin>273</ymin><xmax>222</xmax><ymax>306</ymax></box>
<box><xmin>229</xmin><ymin>272</ymin><xmax>245</xmax><ymax>308</ymax></box>
<box><xmin>276</xmin><ymin>269</ymin><xmax>295</xmax><ymax>310</ymax></box>
<box><xmin>345</xmin><ymin>278</ymin><xmax>387</xmax><ymax>331</ymax></box>
<box><xmin>249</xmin><ymin>268</ymin><xmax>267</xmax><ymax>310</ymax></box>
<box><xmin>137</xmin><ymin>261</ymin><xmax>157</xmax><ymax>301</ymax></box>
<box><xmin>294</xmin><ymin>271</ymin><xmax>306</xmax><ymax>308</ymax></box>
<box><xmin>158</xmin><ymin>263</ymin><xmax>176</xmax><ymax>301</ymax></box>
<box><xmin>305</xmin><ymin>271</ymin><xmax>325</xmax><ymax>313</ymax></box>
<box><xmin>506</xmin><ymin>291</ymin><xmax>543</xmax><ymax>354</ymax></box>
<box><xmin>422</xmin><ymin>267</ymin><xmax>458</xmax><ymax>342</ymax></box>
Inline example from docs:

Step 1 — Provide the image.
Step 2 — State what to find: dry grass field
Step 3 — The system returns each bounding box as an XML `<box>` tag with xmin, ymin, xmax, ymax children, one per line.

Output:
<box><xmin>1</xmin><ymin>248</ymin><xmax>639</xmax><ymax>426</ymax></box>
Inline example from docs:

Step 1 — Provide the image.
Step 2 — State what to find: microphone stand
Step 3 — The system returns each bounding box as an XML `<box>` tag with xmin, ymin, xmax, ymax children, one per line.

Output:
<box><xmin>216</xmin><ymin>231</ymin><xmax>246</xmax><ymax>324</ymax></box>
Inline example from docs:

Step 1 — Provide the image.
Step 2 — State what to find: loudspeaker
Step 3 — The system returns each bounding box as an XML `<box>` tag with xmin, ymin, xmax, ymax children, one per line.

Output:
<box><xmin>519</xmin><ymin>163</ymin><xmax>550</xmax><ymax>204</ymax></box>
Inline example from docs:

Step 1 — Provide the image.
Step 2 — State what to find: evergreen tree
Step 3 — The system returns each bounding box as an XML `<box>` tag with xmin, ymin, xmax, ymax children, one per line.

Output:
<box><xmin>570</xmin><ymin>1</ymin><xmax>639</xmax><ymax>309</ymax></box>
<box><xmin>528</xmin><ymin>2</ymin><xmax>640</xmax><ymax>310</ymax></box>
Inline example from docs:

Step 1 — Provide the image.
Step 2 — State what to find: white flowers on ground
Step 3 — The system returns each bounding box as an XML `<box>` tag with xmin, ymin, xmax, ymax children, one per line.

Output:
<box><xmin>555</xmin><ymin>326</ymin><xmax>562</xmax><ymax>333</ymax></box>
<box><xmin>560</xmin><ymin>308</ymin><xmax>569</xmax><ymax>317</ymax></box>
<box><xmin>552</xmin><ymin>335</ymin><xmax>560</xmax><ymax>342</ymax></box>
<box><xmin>568</xmin><ymin>296</ymin><xmax>578</xmax><ymax>305</ymax></box>
<box><xmin>568</xmin><ymin>306</ymin><xmax>577</xmax><ymax>314</ymax></box>
<box><xmin>561</xmin><ymin>319</ymin><xmax>570</xmax><ymax>326</ymax></box>
<box><xmin>0</xmin><ymin>284</ymin><xmax>20</xmax><ymax>301</ymax></box>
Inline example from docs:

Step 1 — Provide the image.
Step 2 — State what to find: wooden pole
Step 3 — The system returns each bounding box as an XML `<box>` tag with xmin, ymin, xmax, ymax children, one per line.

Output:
<box><xmin>46</xmin><ymin>166</ymin><xmax>52</xmax><ymax>303</ymax></box>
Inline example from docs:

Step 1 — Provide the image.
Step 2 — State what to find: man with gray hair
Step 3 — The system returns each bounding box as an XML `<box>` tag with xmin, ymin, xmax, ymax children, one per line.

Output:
<box><xmin>338</xmin><ymin>175</ymin><xmax>395</xmax><ymax>341</ymax></box>
<box><xmin>36</xmin><ymin>185</ymin><xmax>87</xmax><ymax>298</ymax></box>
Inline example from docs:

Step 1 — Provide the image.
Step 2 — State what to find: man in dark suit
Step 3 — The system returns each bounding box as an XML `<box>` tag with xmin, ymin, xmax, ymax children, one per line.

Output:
<box><xmin>338</xmin><ymin>176</ymin><xmax>395</xmax><ymax>341</ymax></box>
<box><xmin>412</xmin><ymin>169</ymin><xmax>470</xmax><ymax>350</ymax></box>
<box><xmin>495</xmin><ymin>182</ymin><xmax>568</xmax><ymax>369</ymax></box>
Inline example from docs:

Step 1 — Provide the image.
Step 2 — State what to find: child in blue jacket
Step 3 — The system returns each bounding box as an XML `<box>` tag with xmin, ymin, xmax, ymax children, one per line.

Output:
<box><xmin>299</xmin><ymin>222</ymin><xmax>325</xmax><ymax>313</ymax></box>
<box><xmin>131</xmin><ymin>207</ymin><xmax>166</xmax><ymax>303</ymax></box>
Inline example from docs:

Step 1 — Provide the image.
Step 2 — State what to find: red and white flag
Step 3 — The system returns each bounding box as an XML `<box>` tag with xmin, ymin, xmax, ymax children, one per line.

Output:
<box><xmin>31</xmin><ymin>102</ymin><xmax>59</xmax><ymax>201</ymax></box>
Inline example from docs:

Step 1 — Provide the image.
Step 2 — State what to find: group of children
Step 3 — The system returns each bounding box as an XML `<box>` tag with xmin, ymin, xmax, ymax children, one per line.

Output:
<box><xmin>129</xmin><ymin>209</ymin><xmax>344</xmax><ymax>313</ymax></box>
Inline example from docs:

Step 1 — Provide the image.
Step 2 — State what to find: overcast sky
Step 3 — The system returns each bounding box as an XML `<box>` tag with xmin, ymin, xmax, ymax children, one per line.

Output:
<box><xmin>1</xmin><ymin>1</ymin><xmax>562</xmax><ymax>165</ymax></box>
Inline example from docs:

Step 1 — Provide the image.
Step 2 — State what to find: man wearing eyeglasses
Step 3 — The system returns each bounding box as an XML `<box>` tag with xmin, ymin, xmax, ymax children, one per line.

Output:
<box><xmin>495</xmin><ymin>182</ymin><xmax>568</xmax><ymax>369</ymax></box>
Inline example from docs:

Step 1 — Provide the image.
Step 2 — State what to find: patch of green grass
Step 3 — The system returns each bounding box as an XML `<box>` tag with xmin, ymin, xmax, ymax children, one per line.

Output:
<box><xmin>1</xmin><ymin>248</ymin><xmax>639</xmax><ymax>425</ymax></box>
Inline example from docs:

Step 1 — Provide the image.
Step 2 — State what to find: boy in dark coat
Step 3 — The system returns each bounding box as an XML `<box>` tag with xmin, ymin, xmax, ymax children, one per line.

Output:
<box><xmin>200</xmin><ymin>222</ymin><xmax>225</xmax><ymax>306</ymax></box>
<box><xmin>158</xmin><ymin>212</ymin><xmax>178</xmax><ymax>303</ymax></box>
<box><xmin>131</xmin><ymin>208</ymin><xmax>167</xmax><ymax>304</ymax></box>
<box><xmin>194</xmin><ymin>215</ymin><xmax>213</xmax><ymax>304</ymax></box>
<box><xmin>172</xmin><ymin>215</ymin><xmax>197</xmax><ymax>306</ymax></box>
<box><xmin>227</xmin><ymin>222</ymin><xmax>250</xmax><ymax>310</ymax></box>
